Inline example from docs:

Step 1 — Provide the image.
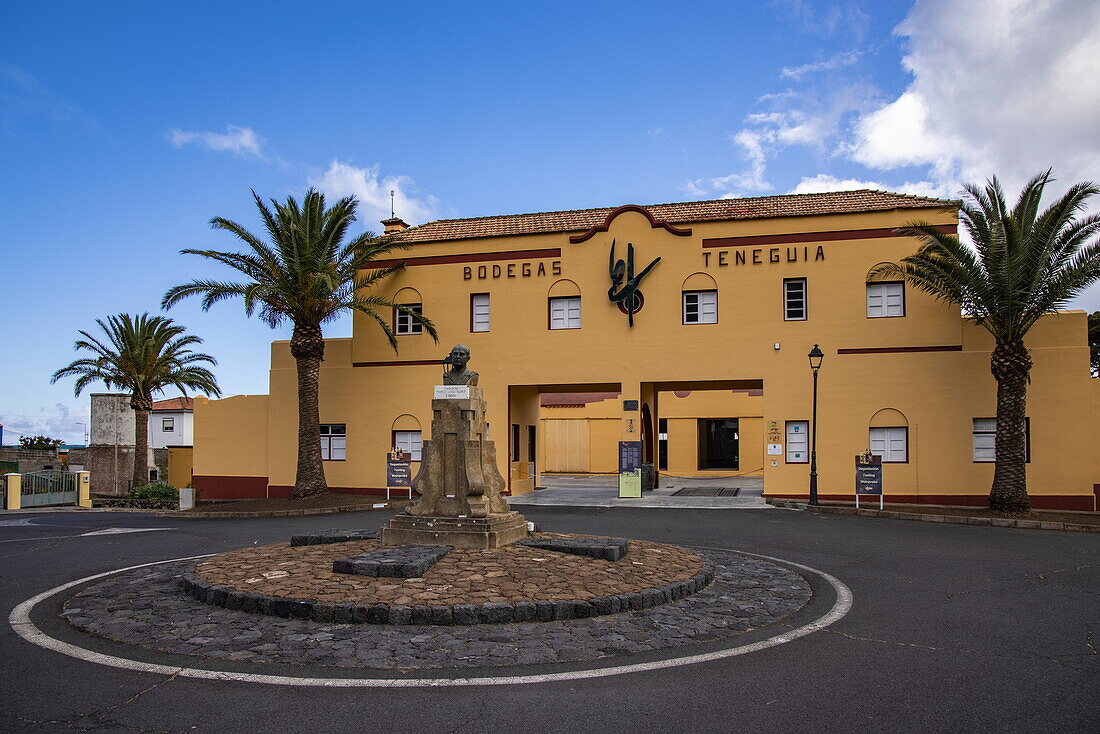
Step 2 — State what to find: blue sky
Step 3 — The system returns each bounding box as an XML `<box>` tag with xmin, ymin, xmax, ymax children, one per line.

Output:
<box><xmin>2</xmin><ymin>0</ymin><xmax>1098</xmax><ymax>444</ymax></box>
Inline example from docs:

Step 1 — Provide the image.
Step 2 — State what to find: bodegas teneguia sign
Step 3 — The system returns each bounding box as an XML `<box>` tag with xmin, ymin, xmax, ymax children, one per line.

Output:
<box><xmin>607</xmin><ymin>239</ymin><xmax>660</xmax><ymax>327</ymax></box>
<box><xmin>702</xmin><ymin>245</ymin><xmax>826</xmax><ymax>267</ymax></box>
<box><xmin>463</xmin><ymin>260</ymin><xmax>562</xmax><ymax>280</ymax></box>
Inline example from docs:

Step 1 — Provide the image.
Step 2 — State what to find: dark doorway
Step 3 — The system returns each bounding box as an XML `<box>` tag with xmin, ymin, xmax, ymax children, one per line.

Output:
<box><xmin>641</xmin><ymin>403</ymin><xmax>654</xmax><ymax>463</ymax></box>
<box><xmin>698</xmin><ymin>418</ymin><xmax>739</xmax><ymax>470</ymax></box>
<box><xmin>527</xmin><ymin>425</ymin><xmax>536</xmax><ymax>474</ymax></box>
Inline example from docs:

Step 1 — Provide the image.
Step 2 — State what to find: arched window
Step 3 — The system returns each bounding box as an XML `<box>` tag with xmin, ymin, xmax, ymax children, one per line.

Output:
<box><xmin>681</xmin><ymin>272</ymin><xmax>717</xmax><ymax>325</ymax></box>
<box><xmin>391</xmin><ymin>414</ymin><xmax>423</xmax><ymax>461</ymax></box>
<box><xmin>866</xmin><ymin>264</ymin><xmax>905</xmax><ymax>318</ymax></box>
<box><xmin>392</xmin><ymin>287</ymin><xmax>424</xmax><ymax>335</ymax></box>
<box><xmin>547</xmin><ymin>279</ymin><xmax>581</xmax><ymax>329</ymax></box>
<box><xmin>868</xmin><ymin>408</ymin><xmax>909</xmax><ymax>463</ymax></box>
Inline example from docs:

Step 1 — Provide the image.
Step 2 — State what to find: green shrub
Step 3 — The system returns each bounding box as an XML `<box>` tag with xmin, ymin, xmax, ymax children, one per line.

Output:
<box><xmin>127</xmin><ymin>482</ymin><xmax>178</xmax><ymax>501</ymax></box>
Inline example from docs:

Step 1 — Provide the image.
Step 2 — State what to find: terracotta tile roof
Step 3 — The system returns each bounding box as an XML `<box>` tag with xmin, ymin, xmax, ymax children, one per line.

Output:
<box><xmin>152</xmin><ymin>397</ymin><xmax>194</xmax><ymax>411</ymax></box>
<box><xmin>397</xmin><ymin>190</ymin><xmax>955</xmax><ymax>244</ymax></box>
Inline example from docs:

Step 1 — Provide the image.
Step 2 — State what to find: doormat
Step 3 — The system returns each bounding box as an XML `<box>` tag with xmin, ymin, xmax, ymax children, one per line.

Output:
<box><xmin>671</xmin><ymin>487</ymin><xmax>740</xmax><ymax>497</ymax></box>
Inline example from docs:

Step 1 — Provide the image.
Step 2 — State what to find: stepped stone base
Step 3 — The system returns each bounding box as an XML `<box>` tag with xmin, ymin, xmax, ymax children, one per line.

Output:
<box><xmin>381</xmin><ymin>511</ymin><xmax>528</xmax><ymax>549</ymax></box>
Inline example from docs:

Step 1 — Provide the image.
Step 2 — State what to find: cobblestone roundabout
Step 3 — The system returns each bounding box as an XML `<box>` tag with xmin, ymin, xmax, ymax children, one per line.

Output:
<box><xmin>182</xmin><ymin>534</ymin><xmax>710</xmax><ymax>624</ymax></box>
<box><xmin>62</xmin><ymin>547</ymin><xmax>812</xmax><ymax>670</ymax></box>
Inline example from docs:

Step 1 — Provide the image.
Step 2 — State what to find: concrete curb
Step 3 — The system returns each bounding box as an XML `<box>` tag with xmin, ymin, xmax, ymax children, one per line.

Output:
<box><xmin>160</xmin><ymin>501</ymin><xmax>405</xmax><ymax>520</ymax></box>
<box><xmin>766</xmin><ymin>499</ymin><xmax>1100</xmax><ymax>533</ymax></box>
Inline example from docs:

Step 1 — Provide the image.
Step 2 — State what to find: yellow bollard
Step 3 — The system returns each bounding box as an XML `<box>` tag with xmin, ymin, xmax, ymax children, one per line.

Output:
<box><xmin>77</xmin><ymin>471</ymin><xmax>91</xmax><ymax>508</ymax></box>
<box><xmin>5</xmin><ymin>474</ymin><xmax>21</xmax><ymax>511</ymax></box>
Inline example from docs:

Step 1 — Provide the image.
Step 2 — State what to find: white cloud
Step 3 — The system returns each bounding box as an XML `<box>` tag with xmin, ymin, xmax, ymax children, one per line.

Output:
<box><xmin>0</xmin><ymin>403</ymin><xmax>89</xmax><ymax>446</ymax></box>
<box><xmin>167</xmin><ymin>124</ymin><xmax>265</xmax><ymax>158</ymax></box>
<box><xmin>850</xmin><ymin>0</ymin><xmax>1100</xmax><ymax>195</ymax></box>
<box><xmin>308</xmin><ymin>160</ymin><xmax>438</xmax><ymax>228</ymax></box>
<box><xmin>687</xmin><ymin>88</ymin><xmax>873</xmax><ymax>198</ymax></box>
<box><xmin>789</xmin><ymin>173</ymin><xmax>948</xmax><ymax>197</ymax></box>
<box><xmin>781</xmin><ymin>50</ymin><xmax>863</xmax><ymax>80</ymax></box>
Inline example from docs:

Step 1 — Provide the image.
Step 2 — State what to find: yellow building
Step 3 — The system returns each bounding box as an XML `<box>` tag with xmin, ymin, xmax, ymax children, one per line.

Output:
<box><xmin>192</xmin><ymin>190</ymin><xmax>1100</xmax><ymax>510</ymax></box>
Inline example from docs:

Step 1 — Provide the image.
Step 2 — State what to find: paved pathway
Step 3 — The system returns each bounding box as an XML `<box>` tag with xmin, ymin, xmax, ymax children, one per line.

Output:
<box><xmin>511</xmin><ymin>474</ymin><xmax>771</xmax><ymax>509</ymax></box>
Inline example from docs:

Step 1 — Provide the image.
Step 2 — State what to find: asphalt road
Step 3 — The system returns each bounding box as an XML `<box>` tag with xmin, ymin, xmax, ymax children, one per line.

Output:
<box><xmin>0</xmin><ymin>506</ymin><xmax>1096</xmax><ymax>733</ymax></box>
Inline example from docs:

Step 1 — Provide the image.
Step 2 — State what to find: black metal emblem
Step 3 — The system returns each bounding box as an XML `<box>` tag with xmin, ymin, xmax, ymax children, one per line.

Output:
<box><xmin>608</xmin><ymin>239</ymin><xmax>660</xmax><ymax>327</ymax></box>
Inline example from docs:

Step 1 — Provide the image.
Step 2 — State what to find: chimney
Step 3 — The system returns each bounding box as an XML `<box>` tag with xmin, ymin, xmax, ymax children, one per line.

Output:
<box><xmin>381</xmin><ymin>217</ymin><xmax>409</xmax><ymax>234</ymax></box>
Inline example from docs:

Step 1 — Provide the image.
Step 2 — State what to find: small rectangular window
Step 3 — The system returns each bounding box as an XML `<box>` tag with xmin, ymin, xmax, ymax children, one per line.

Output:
<box><xmin>392</xmin><ymin>430</ymin><xmax>422</xmax><ymax>461</ymax></box>
<box><xmin>470</xmin><ymin>293</ymin><xmax>490</xmax><ymax>332</ymax></box>
<box><xmin>320</xmin><ymin>423</ymin><xmax>347</xmax><ymax>461</ymax></box>
<box><xmin>162</xmin><ymin>418</ymin><xmax>174</xmax><ymax>432</ymax></box>
<box><xmin>549</xmin><ymin>296</ymin><xmax>581</xmax><ymax>329</ymax></box>
<box><xmin>785</xmin><ymin>420</ymin><xmax>809</xmax><ymax>463</ymax></box>
<box><xmin>869</xmin><ymin>426</ymin><xmax>907</xmax><ymax>463</ymax></box>
<box><xmin>973</xmin><ymin>418</ymin><xmax>1030</xmax><ymax>462</ymax></box>
<box><xmin>394</xmin><ymin>303</ymin><xmax>424</xmax><ymax>335</ymax></box>
<box><xmin>682</xmin><ymin>290</ymin><xmax>718</xmax><ymax>324</ymax></box>
<box><xmin>783</xmin><ymin>278</ymin><xmax>807</xmax><ymax>321</ymax></box>
<box><xmin>867</xmin><ymin>282</ymin><xmax>905</xmax><ymax>318</ymax></box>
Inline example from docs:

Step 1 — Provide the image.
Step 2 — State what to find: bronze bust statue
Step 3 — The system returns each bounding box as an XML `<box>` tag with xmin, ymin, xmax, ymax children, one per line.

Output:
<box><xmin>442</xmin><ymin>344</ymin><xmax>479</xmax><ymax>386</ymax></box>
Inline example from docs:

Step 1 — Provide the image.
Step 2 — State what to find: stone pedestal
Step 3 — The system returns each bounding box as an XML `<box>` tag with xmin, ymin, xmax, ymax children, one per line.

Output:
<box><xmin>382</xmin><ymin>385</ymin><xmax>527</xmax><ymax>549</ymax></box>
<box><xmin>382</xmin><ymin>512</ymin><xmax>529</xmax><ymax>550</ymax></box>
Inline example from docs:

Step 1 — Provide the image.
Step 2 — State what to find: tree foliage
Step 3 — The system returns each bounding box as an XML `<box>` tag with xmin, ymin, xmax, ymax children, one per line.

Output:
<box><xmin>19</xmin><ymin>435</ymin><xmax>63</xmax><ymax>450</ymax></box>
<box><xmin>52</xmin><ymin>314</ymin><xmax>221</xmax><ymax>403</ymax></box>
<box><xmin>162</xmin><ymin>189</ymin><xmax>438</xmax><ymax>351</ymax></box>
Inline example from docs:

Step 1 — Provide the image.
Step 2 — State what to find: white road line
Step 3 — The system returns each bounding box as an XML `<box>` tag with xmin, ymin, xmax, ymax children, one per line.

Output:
<box><xmin>0</xmin><ymin>527</ymin><xmax>173</xmax><ymax>543</ymax></box>
<box><xmin>8</xmin><ymin>549</ymin><xmax>852</xmax><ymax>688</ymax></box>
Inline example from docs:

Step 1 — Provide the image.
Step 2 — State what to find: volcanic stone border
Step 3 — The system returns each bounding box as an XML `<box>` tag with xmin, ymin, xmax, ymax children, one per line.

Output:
<box><xmin>63</xmin><ymin>549</ymin><xmax>810</xmax><ymax>670</ymax></box>
<box><xmin>291</xmin><ymin>528</ymin><xmax>381</xmax><ymax>546</ymax></box>
<box><xmin>332</xmin><ymin>545</ymin><xmax>451</xmax><ymax>578</ymax></box>
<box><xmin>179</xmin><ymin>564</ymin><xmax>715</xmax><ymax>625</ymax></box>
<box><xmin>517</xmin><ymin>536</ymin><xmax>629</xmax><ymax>561</ymax></box>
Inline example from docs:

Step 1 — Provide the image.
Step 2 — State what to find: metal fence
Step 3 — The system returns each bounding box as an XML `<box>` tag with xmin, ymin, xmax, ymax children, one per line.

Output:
<box><xmin>21</xmin><ymin>470</ymin><xmax>79</xmax><ymax>507</ymax></box>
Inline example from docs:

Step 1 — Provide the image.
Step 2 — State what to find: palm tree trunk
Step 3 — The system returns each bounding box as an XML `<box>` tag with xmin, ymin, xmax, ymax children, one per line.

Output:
<box><xmin>130</xmin><ymin>394</ymin><xmax>152</xmax><ymax>490</ymax></box>
<box><xmin>989</xmin><ymin>340</ymin><xmax>1032</xmax><ymax>513</ymax></box>
<box><xmin>291</xmin><ymin>323</ymin><xmax>327</xmax><ymax>497</ymax></box>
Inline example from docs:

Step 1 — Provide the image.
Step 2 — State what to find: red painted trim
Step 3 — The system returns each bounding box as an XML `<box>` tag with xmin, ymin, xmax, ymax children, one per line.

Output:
<box><xmin>702</xmin><ymin>223</ymin><xmax>956</xmax><ymax>248</ymax></box>
<box><xmin>569</xmin><ymin>205</ymin><xmax>693</xmax><ymax>244</ymax></box>
<box><xmin>764</xmin><ymin>492</ymin><xmax>1095</xmax><ymax>512</ymax></box>
<box><xmin>192</xmin><ymin>475</ymin><xmax>268</xmax><ymax>500</ymax></box>
<box><xmin>837</xmin><ymin>345</ymin><xmax>962</xmax><ymax>355</ymax></box>
<box><xmin>267</xmin><ymin>485</ymin><xmax>396</xmax><ymax>497</ymax></box>
<box><xmin>1093</xmin><ymin>484</ymin><xmax>1099</xmax><ymax>512</ymax></box>
<box><xmin>353</xmin><ymin>359</ymin><xmax>441</xmax><ymax>368</ymax></box>
<box><xmin>368</xmin><ymin>248</ymin><xmax>561</xmax><ymax>269</ymax></box>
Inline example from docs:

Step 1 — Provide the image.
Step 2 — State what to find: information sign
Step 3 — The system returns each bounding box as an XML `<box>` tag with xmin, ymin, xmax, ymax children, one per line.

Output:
<box><xmin>767</xmin><ymin>444</ymin><xmax>783</xmax><ymax>456</ymax></box>
<box><xmin>855</xmin><ymin>453</ymin><xmax>883</xmax><ymax>509</ymax></box>
<box><xmin>618</xmin><ymin>441</ymin><xmax>643</xmax><ymax>498</ymax></box>
<box><xmin>386</xmin><ymin>450</ymin><xmax>412</xmax><ymax>499</ymax></box>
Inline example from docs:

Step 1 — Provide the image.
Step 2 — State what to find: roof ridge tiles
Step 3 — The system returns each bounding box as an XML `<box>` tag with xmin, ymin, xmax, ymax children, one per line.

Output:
<box><xmin>396</xmin><ymin>189</ymin><xmax>956</xmax><ymax>245</ymax></box>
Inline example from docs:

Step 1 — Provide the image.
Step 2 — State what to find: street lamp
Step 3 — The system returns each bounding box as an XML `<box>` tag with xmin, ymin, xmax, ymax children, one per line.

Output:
<box><xmin>807</xmin><ymin>344</ymin><xmax>824</xmax><ymax>506</ymax></box>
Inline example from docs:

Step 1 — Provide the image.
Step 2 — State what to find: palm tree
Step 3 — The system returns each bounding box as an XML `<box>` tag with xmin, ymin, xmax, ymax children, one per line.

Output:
<box><xmin>872</xmin><ymin>171</ymin><xmax>1100</xmax><ymax>513</ymax></box>
<box><xmin>162</xmin><ymin>189</ymin><xmax>437</xmax><ymax>497</ymax></box>
<box><xmin>52</xmin><ymin>314</ymin><xmax>220</xmax><ymax>489</ymax></box>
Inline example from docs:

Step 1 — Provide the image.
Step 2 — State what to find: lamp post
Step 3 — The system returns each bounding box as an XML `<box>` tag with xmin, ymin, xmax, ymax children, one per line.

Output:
<box><xmin>807</xmin><ymin>344</ymin><xmax>824</xmax><ymax>506</ymax></box>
